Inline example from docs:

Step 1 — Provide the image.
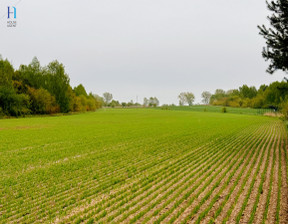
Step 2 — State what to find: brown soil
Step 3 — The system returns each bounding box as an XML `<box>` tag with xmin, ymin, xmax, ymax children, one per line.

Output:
<box><xmin>241</xmin><ymin>126</ymin><xmax>277</xmax><ymax>224</ymax></box>
<box><xmin>122</xmin><ymin>135</ymin><xmax>244</xmax><ymax>224</ymax></box>
<box><xmin>220</xmin><ymin>124</ymin><xmax>274</xmax><ymax>223</ymax></box>
<box><xmin>264</xmin><ymin>112</ymin><xmax>282</xmax><ymax>117</ymax></box>
<box><xmin>173</xmin><ymin>136</ymin><xmax>258</xmax><ymax>223</ymax></box>
<box><xmin>279</xmin><ymin>134</ymin><xmax>288</xmax><ymax>224</ymax></box>
<box><xmin>198</xmin><ymin>126</ymin><xmax>269</xmax><ymax>224</ymax></box>
<box><xmin>52</xmin><ymin>123</ymin><xmax>287</xmax><ymax>224</ymax></box>
<box><xmin>186</xmin><ymin>136</ymin><xmax>259</xmax><ymax>223</ymax></box>
<box><xmin>56</xmin><ymin>145</ymin><xmax>207</xmax><ymax>223</ymax></box>
<box><xmin>117</xmin><ymin>146</ymin><xmax>225</xmax><ymax>223</ymax></box>
<box><xmin>267</xmin><ymin>129</ymin><xmax>280</xmax><ymax>224</ymax></box>
<box><xmin>252</xmin><ymin>128</ymin><xmax>276</xmax><ymax>224</ymax></box>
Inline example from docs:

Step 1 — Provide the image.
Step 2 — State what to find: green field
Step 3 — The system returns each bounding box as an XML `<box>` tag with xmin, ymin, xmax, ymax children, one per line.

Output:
<box><xmin>0</xmin><ymin>109</ymin><xmax>287</xmax><ymax>223</ymax></box>
<box><xmin>159</xmin><ymin>105</ymin><xmax>274</xmax><ymax>115</ymax></box>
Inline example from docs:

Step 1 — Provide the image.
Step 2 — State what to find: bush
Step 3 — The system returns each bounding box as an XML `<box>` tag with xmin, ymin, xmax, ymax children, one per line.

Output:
<box><xmin>28</xmin><ymin>87</ymin><xmax>59</xmax><ymax>114</ymax></box>
<box><xmin>161</xmin><ymin>104</ymin><xmax>170</xmax><ymax>110</ymax></box>
<box><xmin>280</xmin><ymin>101</ymin><xmax>288</xmax><ymax>120</ymax></box>
<box><xmin>222</xmin><ymin>107</ymin><xmax>227</xmax><ymax>113</ymax></box>
<box><xmin>0</xmin><ymin>86</ymin><xmax>30</xmax><ymax>117</ymax></box>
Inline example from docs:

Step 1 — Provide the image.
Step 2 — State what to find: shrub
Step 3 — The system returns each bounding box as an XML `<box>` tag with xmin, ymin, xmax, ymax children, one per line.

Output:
<box><xmin>280</xmin><ymin>101</ymin><xmax>288</xmax><ymax>120</ymax></box>
<box><xmin>0</xmin><ymin>86</ymin><xmax>30</xmax><ymax>116</ymax></box>
<box><xmin>161</xmin><ymin>105</ymin><xmax>170</xmax><ymax>110</ymax></box>
<box><xmin>28</xmin><ymin>87</ymin><xmax>59</xmax><ymax>114</ymax></box>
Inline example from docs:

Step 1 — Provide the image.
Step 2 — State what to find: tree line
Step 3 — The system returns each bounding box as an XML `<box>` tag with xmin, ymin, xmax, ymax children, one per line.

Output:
<box><xmin>0</xmin><ymin>55</ymin><xmax>161</xmax><ymax>118</ymax></box>
<box><xmin>1</xmin><ymin>56</ymin><xmax>287</xmax><ymax>118</ymax></box>
<box><xmin>102</xmin><ymin>93</ymin><xmax>159</xmax><ymax>108</ymax></box>
<box><xmin>175</xmin><ymin>82</ymin><xmax>288</xmax><ymax>118</ymax></box>
<box><xmin>206</xmin><ymin>83</ymin><xmax>288</xmax><ymax>111</ymax></box>
<box><xmin>0</xmin><ymin>57</ymin><xmax>102</xmax><ymax>117</ymax></box>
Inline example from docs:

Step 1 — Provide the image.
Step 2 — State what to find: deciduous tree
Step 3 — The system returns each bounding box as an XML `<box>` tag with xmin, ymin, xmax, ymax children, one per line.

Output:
<box><xmin>103</xmin><ymin>92</ymin><xmax>113</xmax><ymax>106</ymax></box>
<box><xmin>201</xmin><ymin>91</ymin><xmax>212</xmax><ymax>105</ymax></box>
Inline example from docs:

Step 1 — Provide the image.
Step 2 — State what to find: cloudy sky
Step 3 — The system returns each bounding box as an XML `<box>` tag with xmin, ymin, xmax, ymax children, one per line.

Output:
<box><xmin>0</xmin><ymin>0</ymin><xmax>284</xmax><ymax>104</ymax></box>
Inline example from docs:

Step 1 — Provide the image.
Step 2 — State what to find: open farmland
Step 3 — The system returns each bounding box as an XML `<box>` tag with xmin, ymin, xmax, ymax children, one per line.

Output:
<box><xmin>158</xmin><ymin>106</ymin><xmax>274</xmax><ymax>116</ymax></box>
<box><xmin>0</xmin><ymin>109</ymin><xmax>287</xmax><ymax>223</ymax></box>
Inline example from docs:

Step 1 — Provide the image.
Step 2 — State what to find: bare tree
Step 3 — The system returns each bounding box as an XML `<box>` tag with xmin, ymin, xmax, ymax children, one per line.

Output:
<box><xmin>178</xmin><ymin>92</ymin><xmax>195</xmax><ymax>106</ymax></box>
<box><xmin>143</xmin><ymin>97</ymin><xmax>149</xmax><ymax>107</ymax></box>
<box><xmin>103</xmin><ymin>92</ymin><xmax>113</xmax><ymax>106</ymax></box>
<box><xmin>201</xmin><ymin>91</ymin><xmax>212</xmax><ymax>105</ymax></box>
<box><xmin>178</xmin><ymin>92</ymin><xmax>186</xmax><ymax>106</ymax></box>
<box><xmin>185</xmin><ymin>92</ymin><xmax>195</xmax><ymax>106</ymax></box>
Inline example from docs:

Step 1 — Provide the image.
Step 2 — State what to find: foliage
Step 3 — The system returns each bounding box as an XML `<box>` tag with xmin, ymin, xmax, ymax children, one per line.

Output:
<box><xmin>18</xmin><ymin>57</ymin><xmax>43</xmax><ymax>89</ymax></box>
<box><xmin>109</xmin><ymin>100</ymin><xmax>121</xmax><ymax>108</ymax></box>
<box><xmin>178</xmin><ymin>92</ymin><xmax>186</xmax><ymax>106</ymax></box>
<box><xmin>0</xmin><ymin>56</ymin><xmax>102</xmax><ymax>117</ymax></box>
<box><xmin>92</xmin><ymin>94</ymin><xmax>103</xmax><ymax>109</ymax></box>
<box><xmin>201</xmin><ymin>91</ymin><xmax>212</xmax><ymax>104</ymax></box>
<box><xmin>178</xmin><ymin>92</ymin><xmax>195</xmax><ymax>106</ymax></box>
<box><xmin>103</xmin><ymin>92</ymin><xmax>113</xmax><ymax>106</ymax></box>
<box><xmin>161</xmin><ymin>104</ymin><xmax>170</xmax><ymax>110</ymax></box>
<box><xmin>149</xmin><ymin>97</ymin><xmax>159</xmax><ymax>107</ymax></box>
<box><xmin>44</xmin><ymin>61</ymin><xmax>71</xmax><ymax>112</ymax></box>
<box><xmin>143</xmin><ymin>97</ymin><xmax>149</xmax><ymax>107</ymax></box>
<box><xmin>27</xmin><ymin>87</ymin><xmax>59</xmax><ymax>114</ymax></box>
<box><xmin>239</xmin><ymin>85</ymin><xmax>257</xmax><ymax>99</ymax></box>
<box><xmin>74</xmin><ymin>84</ymin><xmax>88</xmax><ymax>97</ymax></box>
<box><xmin>258</xmin><ymin>0</ymin><xmax>288</xmax><ymax>74</ymax></box>
<box><xmin>209</xmin><ymin>82</ymin><xmax>288</xmax><ymax>111</ymax></box>
<box><xmin>0</xmin><ymin>59</ymin><xmax>14</xmax><ymax>87</ymax></box>
<box><xmin>0</xmin><ymin>86</ymin><xmax>30</xmax><ymax>116</ymax></box>
<box><xmin>280</xmin><ymin>100</ymin><xmax>288</xmax><ymax>119</ymax></box>
<box><xmin>143</xmin><ymin>97</ymin><xmax>159</xmax><ymax>107</ymax></box>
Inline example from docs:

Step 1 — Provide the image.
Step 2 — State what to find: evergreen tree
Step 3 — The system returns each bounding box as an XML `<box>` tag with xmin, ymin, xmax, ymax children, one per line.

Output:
<box><xmin>258</xmin><ymin>0</ymin><xmax>288</xmax><ymax>74</ymax></box>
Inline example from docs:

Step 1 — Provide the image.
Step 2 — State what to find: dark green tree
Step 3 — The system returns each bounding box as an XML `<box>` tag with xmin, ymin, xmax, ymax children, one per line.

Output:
<box><xmin>45</xmin><ymin>61</ymin><xmax>71</xmax><ymax>112</ymax></box>
<box><xmin>0</xmin><ymin>86</ymin><xmax>30</xmax><ymax>116</ymax></box>
<box><xmin>74</xmin><ymin>84</ymin><xmax>88</xmax><ymax>97</ymax></box>
<box><xmin>258</xmin><ymin>0</ymin><xmax>288</xmax><ymax>74</ymax></box>
<box><xmin>0</xmin><ymin>58</ymin><xmax>14</xmax><ymax>87</ymax></box>
<box><xmin>18</xmin><ymin>57</ymin><xmax>44</xmax><ymax>89</ymax></box>
<box><xmin>239</xmin><ymin>85</ymin><xmax>257</xmax><ymax>99</ymax></box>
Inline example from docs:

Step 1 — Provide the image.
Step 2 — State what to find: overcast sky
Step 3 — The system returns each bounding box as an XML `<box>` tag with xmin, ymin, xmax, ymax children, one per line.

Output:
<box><xmin>0</xmin><ymin>0</ymin><xmax>284</xmax><ymax>104</ymax></box>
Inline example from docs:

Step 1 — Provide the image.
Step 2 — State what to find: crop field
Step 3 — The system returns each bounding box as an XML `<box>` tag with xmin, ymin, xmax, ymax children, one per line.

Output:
<box><xmin>0</xmin><ymin>109</ymin><xmax>287</xmax><ymax>223</ymax></box>
<box><xmin>159</xmin><ymin>105</ymin><xmax>274</xmax><ymax>116</ymax></box>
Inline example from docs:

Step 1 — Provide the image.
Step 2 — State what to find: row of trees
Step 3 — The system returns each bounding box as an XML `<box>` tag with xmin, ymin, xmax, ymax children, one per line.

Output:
<box><xmin>205</xmin><ymin>82</ymin><xmax>288</xmax><ymax>110</ymax></box>
<box><xmin>101</xmin><ymin>92</ymin><xmax>154</xmax><ymax>108</ymax></box>
<box><xmin>175</xmin><ymin>81</ymin><xmax>288</xmax><ymax>112</ymax></box>
<box><xmin>0</xmin><ymin>57</ymin><xmax>102</xmax><ymax>117</ymax></box>
<box><xmin>257</xmin><ymin>0</ymin><xmax>288</xmax><ymax>117</ymax></box>
<box><xmin>143</xmin><ymin>97</ymin><xmax>160</xmax><ymax>107</ymax></box>
<box><xmin>178</xmin><ymin>92</ymin><xmax>195</xmax><ymax>106</ymax></box>
<box><xmin>177</xmin><ymin>91</ymin><xmax>211</xmax><ymax>106</ymax></box>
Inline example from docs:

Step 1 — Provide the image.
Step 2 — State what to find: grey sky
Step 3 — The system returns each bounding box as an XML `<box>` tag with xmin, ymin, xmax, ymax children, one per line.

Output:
<box><xmin>0</xmin><ymin>0</ymin><xmax>284</xmax><ymax>104</ymax></box>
